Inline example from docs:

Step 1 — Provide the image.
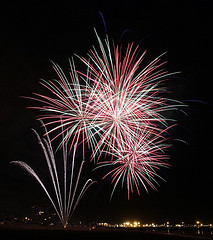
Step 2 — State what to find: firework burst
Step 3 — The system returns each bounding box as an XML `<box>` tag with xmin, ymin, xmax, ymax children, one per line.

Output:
<box><xmin>76</xmin><ymin>31</ymin><xmax>183</xmax><ymax>159</ymax></box>
<box><xmin>27</xmin><ymin>30</ymin><xmax>185</xmax><ymax>198</ymax></box>
<box><xmin>28</xmin><ymin>59</ymin><xmax>97</xmax><ymax>157</ymax></box>
<box><xmin>96</xmin><ymin>124</ymin><xmax>175</xmax><ymax>199</ymax></box>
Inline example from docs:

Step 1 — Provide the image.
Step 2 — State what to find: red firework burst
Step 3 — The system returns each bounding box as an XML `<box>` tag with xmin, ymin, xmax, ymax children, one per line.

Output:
<box><xmin>27</xmin><ymin>30</ymin><xmax>184</xmax><ymax>198</ymax></box>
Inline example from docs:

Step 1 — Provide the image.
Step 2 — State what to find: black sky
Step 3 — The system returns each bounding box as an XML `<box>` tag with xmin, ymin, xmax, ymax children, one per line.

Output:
<box><xmin>0</xmin><ymin>0</ymin><xmax>213</xmax><ymax>224</ymax></box>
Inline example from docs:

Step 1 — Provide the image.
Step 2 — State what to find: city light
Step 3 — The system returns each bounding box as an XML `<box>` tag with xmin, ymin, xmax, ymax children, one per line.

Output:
<box><xmin>123</xmin><ymin>221</ymin><xmax>141</xmax><ymax>228</ymax></box>
<box><xmin>97</xmin><ymin>220</ymin><xmax>213</xmax><ymax>229</ymax></box>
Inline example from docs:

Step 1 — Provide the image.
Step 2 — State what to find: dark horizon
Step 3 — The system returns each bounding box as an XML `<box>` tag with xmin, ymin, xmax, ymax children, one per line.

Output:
<box><xmin>0</xmin><ymin>1</ymin><xmax>213</xmax><ymax>224</ymax></box>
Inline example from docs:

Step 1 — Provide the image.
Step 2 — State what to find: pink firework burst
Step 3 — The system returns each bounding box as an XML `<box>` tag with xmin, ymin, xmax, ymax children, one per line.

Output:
<box><xmin>96</xmin><ymin>124</ymin><xmax>175</xmax><ymax>199</ymax></box>
<box><xmin>78</xmin><ymin>31</ymin><xmax>183</xmax><ymax>160</ymax></box>
<box><xmin>28</xmin><ymin>59</ymin><xmax>97</xmax><ymax>157</ymax></box>
<box><xmin>28</xmin><ymin>30</ymin><xmax>185</xmax><ymax>198</ymax></box>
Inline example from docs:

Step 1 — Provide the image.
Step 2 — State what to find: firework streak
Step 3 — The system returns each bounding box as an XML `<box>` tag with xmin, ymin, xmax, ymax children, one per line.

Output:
<box><xmin>27</xmin><ymin>30</ymin><xmax>185</xmax><ymax>199</ymax></box>
<box><xmin>12</xmin><ymin>123</ymin><xmax>95</xmax><ymax>227</ymax></box>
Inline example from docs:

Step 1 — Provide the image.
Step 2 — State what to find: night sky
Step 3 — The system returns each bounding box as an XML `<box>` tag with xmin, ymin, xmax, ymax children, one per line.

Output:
<box><xmin>0</xmin><ymin>1</ymin><xmax>213</xmax><ymax>224</ymax></box>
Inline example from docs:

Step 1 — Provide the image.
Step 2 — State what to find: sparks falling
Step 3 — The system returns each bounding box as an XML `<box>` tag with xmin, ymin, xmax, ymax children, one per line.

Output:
<box><xmin>11</xmin><ymin>122</ymin><xmax>95</xmax><ymax>227</ymax></box>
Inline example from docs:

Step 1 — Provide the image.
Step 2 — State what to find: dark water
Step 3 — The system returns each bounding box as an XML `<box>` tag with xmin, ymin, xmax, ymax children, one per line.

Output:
<box><xmin>1</xmin><ymin>228</ymin><xmax>213</xmax><ymax>240</ymax></box>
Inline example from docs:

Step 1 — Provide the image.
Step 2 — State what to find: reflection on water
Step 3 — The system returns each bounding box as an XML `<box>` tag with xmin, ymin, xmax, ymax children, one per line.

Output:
<box><xmin>197</xmin><ymin>228</ymin><xmax>204</xmax><ymax>235</ymax></box>
<box><xmin>1</xmin><ymin>226</ymin><xmax>213</xmax><ymax>240</ymax></box>
<box><xmin>149</xmin><ymin>227</ymin><xmax>213</xmax><ymax>239</ymax></box>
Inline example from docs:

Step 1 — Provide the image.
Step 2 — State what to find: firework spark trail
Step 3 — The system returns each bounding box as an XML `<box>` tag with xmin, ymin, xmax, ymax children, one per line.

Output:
<box><xmin>11</xmin><ymin>123</ymin><xmax>95</xmax><ymax>227</ymax></box>
<box><xmin>25</xmin><ymin>29</ymin><xmax>186</xmax><ymax>198</ymax></box>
